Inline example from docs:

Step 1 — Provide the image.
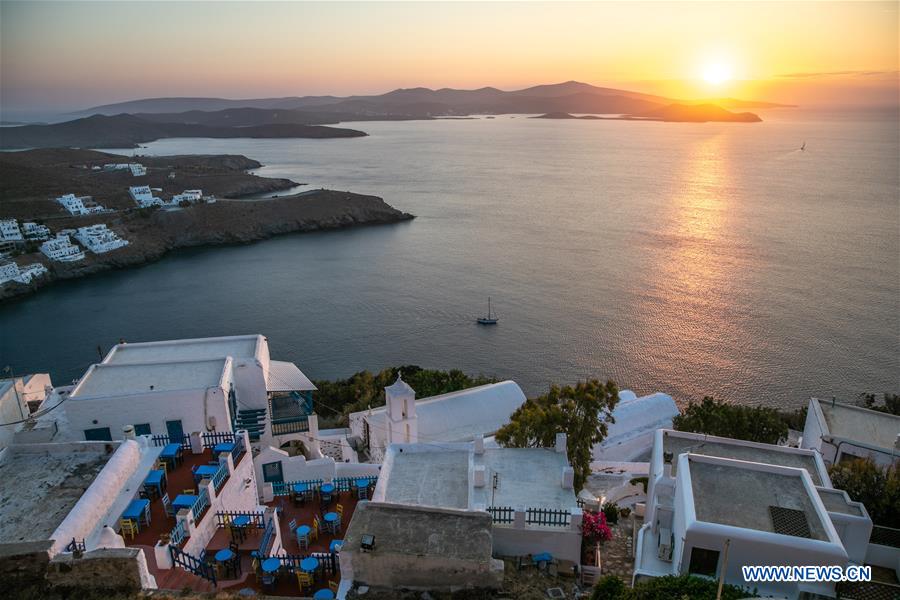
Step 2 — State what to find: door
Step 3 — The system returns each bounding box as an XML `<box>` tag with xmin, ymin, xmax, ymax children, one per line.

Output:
<box><xmin>262</xmin><ymin>461</ymin><xmax>284</xmax><ymax>483</ymax></box>
<box><xmin>84</xmin><ymin>427</ymin><xmax>112</xmax><ymax>441</ymax></box>
<box><xmin>165</xmin><ymin>419</ymin><xmax>184</xmax><ymax>443</ymax></box>
<box><xmin>134</xmin><ymin>423</ymin><xmax>152</xmax><ymax>436</ymax></box>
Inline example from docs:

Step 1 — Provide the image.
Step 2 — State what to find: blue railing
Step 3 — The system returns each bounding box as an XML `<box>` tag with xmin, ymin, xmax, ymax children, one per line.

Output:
<box><xmin>191</xmin><ymin>488</ymin><xmax>210</xmax><ymax>522</ymax></box>
<box><xmin>170</xmin><ymin>519</ymin><xmax>189</xmax><ymax>547</ymax></box>
<box><xmin>151</xmin><ymin>433</ymin><xmax>191</xmax><ymax>449</ymax></box>
<box><xmin>257</xmin><ymin>518</ymin><xmax>275</xmax><ymax>557</ymax></box>
<box><xmin>274</xmin><ymin>551</ymin><xmax>338</xmax><ymax>575</ymax></box>
<box><xmin>202</xmin><ymin>431</ymin><xmax>235</xmax><ymax>449</ymax></box>
<box><xmin>333</xmin><ymin>475</ymin><xmax>378</xmax><ymax>493</ymax></box>
<box><xmin>272</xmin><ymin>478</ymin><xmax>323</xmax><ymax>497</ymax></box>
<box><xmin>215</xmin><ymin>511</ymin><xmax>266</xmax><ymax>528</ymax></box>
<box><xmin>211</xmin><ymin>461</ymin><xmax>229</xmax><ymax>492</ymax></box>
<box><xmin>170</xmin><ymin>545</ymin><xmax>216</xmax><ymax>585</ymax></box>
<box><xmin>230</xmin><ymin>433</ymin><xmax>246</xmax><ymax>464</ymax></box>
<box><xmin>486</xmin><ymin>505</ymin><xmax>514</xmax><ymax>524</ymax></box>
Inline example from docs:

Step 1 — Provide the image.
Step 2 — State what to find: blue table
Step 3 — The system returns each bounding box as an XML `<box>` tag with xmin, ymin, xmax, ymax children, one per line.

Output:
<box><xmin>533</xmin><ymin>552</ymin><xmax>553</xmax><ymax>564</ymax></box>
<box><xmin>159</xmin><ymin>443</ymin><xmax>182</xmax><ymax>465</ymax></box>
<box><xmin>122</xmin><ymin>498</ymin><xmax>151</xmax><ymax>528</ymax></box>
<box><xmin>194</xmin><ymin>465</ymin><xmax>218</xmax><ymax>482</ymax></box>
<box><xmin>329</xmin><ymin>539</ymin><xmax>343</xmax><ymax>553</ymax></box>
<box><xmin>300</xmin><ymin>556</ymin><xmax>319</xmax><ymax>572</ymax></box>
<box><xmin>355</xmin><ymin>478</ymin><xmax>369</xmax><ymax>489</ymax></box>
<box><xmin>313</xmin><ymin>589</ymin><xmax>335</xmax><ymax>599</ymax></box>
<box><xmin>144</xmin><ymin>469</ymin><xmax>166</xmax><ymax>496</ymax></box>
<box><xmin>323</xmin><ymin>511</ymin><xmax>339</xmax><ymax>533</ymax></box>
<box><xmin>172</xmin><ymin>494</ymin><xmax>198</xmax><ymax>512</ymax></box>
<box><xmin>293</xmin><ymin>483</ymin><xmax>308</xmax><ymax>494</ymax></box>
<box><xmin>213</xmin><ymin>442</ymin><xmax>235</xmax><ymax>454</ymax></box>
<box><xmin>215</xmin><ymin>548</ymin><xmax>234</xmax><ymax>562</ymax></box>
<box><xmin>261</xmin><ymin>557</ymin><xmax>281</xmax><ymax>573</ymax></box>
<box><xmin>320</xmin><ymin>483</ymin><xmax>335</xmax><ymax>495</ymax></box>
<box><xmin>296</xmin><ymin>524</ymin><xmax>311</xmax><ymax>537</ymax></box>
<box><xmin>232</xmin><ymin>515</ymin><xmax>250</xmax><ymax>528</ymax></box>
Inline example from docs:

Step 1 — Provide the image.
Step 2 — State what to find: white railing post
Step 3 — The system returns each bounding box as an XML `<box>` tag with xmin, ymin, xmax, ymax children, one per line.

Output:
<box><xmin>189</xmin><ymin>431</ymin><xmax>204</xmax><ymax>455</ymax></box>
<box><xmin>514</xmin><ymin>505</ymin><xmax>527</xmax><ymax>529</ymax></box>
<box><xmin>570</xmin><ymin>507</ymin><xmax>584</xmax><ymax>532</ymax></box>
<box><xmin>154</xmin><ymin>541</ymin><xmax>173</xmax><ymax>570</ymax></box>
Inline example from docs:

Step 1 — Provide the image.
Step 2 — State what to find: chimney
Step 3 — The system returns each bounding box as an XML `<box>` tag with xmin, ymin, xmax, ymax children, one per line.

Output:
<box><xmin>555</xmin><ymin>432</ymin><xmax>567</xmax><ymax>454</ymax></box>
<box><xmin>474</xmin><ymin>465</ymin><xmax>486</xmax><ymax>488</ymax></box>
<box><xmin>562</xmin><ymin>466</ymin><xmax>574</xmax><ymax>489</ymax></box>
<box><xmin>474</xmin><ymin>434</ymin><xmax>484</xmax><ymax>455</ymax></box>
<box><xmin>122</xmin><ymin>424</ymin><xmax>136</xmax><ymax>440</ymax></box>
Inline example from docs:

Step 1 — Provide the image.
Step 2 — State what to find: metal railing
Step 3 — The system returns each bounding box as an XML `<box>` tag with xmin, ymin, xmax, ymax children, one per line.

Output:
<box><xmin>202</xmin><ymin>431</ymin><xmax>235</xmax><ymax>449</ymax></box>
<box><xmin>275</xmin><ymin>551</ymin><xmax>339</xmax><ymax>575</ymax></box>
<box><xmin>526</xmin><ymin>507</ymin><xmax>571</xmax><ymax>527</ymax></box>
<box><xmin>257</xmin><ymin>518</ymin><xmax>275</xmax><ymax>557</ymax></box>
<box><xmin>170</xmin><ymin>545</ymin><xmax>216</xmax><ymax>586</ymax></box>
<box><xmin>170</xmin><ymin>519</ymin><xmax>189</xmax><ymax>547</ymax></box>
<box><xmin>215</xmin><ymin>511</ymin><xmax>266</xmax><ymax>528</ymax></box>
<box><xmin>151</xmin><ymin>433</ymin><xmax>191</xmax><ymax>448</ymax></box>
<box><xmin>64</xmin><ymin>538</ymin><xmax>86</xmax><ymax>553</ymax></box>
<box><xmin>272</xmin><ymin>478</ymin><xmax>323</xmax><ymax>497</ymax></box>
<box><xmin>486</xmin><ymin>505</ymin><xmax>514</xmax><ymax>524</ymax></box>
<box><xmin>333</xmin><ymin>475</ymin><xmax>378</xmax><ymax>493</ymax></box>
<box><xmin>230</xmin><ymin>433</ymin><xmax>246</xmax><ymax>464</ymax></box>
<box><xmin>270</xmin><ymin>416</ymin><xmax>310</xmax><ymax>436</ymax></box>
<box><xmin>211</xmin><ymin>461</ymin><xmax>229</xmax><ymax>492</ymax></box>
<box><xmin>190</xmin><ymin>488</ymin><xmax>210</xmax><ymax>522</ymax></box>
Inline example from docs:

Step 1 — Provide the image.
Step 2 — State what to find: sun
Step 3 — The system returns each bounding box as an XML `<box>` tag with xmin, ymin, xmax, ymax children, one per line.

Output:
<box><xmin>702</xmin><ymin>62</ymin><xmax>732</xmax><ymax>85</ymax></box>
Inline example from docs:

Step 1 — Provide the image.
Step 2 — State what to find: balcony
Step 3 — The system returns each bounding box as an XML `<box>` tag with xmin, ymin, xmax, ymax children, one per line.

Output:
<box><xmin>269</xmin><ymin>392</ymin><xmax>312</xmax><ymax>436</ymax></box>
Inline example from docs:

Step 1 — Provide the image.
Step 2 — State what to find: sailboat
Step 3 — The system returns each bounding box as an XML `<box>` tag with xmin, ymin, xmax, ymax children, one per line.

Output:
<box><xmin>800</xmin><ymin>141</ymin><xmax>806</xmax><ymax>151</ymax></box>
<box><xmin>476</xmin><ymin>297</ymin><xmax>499</xmax><ymax>325</ymax></box>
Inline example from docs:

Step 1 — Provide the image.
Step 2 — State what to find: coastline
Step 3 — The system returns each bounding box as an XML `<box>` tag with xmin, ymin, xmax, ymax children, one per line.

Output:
<box><xmin>0</xmin><ymin>190</ymin><xmax>414</xmax><ymax>302</ymax></box>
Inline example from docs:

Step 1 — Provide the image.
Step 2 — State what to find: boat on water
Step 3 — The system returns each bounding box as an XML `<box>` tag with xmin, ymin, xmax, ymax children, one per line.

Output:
<box><xmin>477</xmin><ymin>297</ymin><xmax>499</xmax><ymax>325</ymax></box>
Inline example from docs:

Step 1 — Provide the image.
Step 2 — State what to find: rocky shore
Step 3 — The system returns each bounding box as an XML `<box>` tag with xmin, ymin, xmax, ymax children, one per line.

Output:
<box><xmin>0</xmin><ymin>190</ymin><xmax>414</xmax><ymax>301</ymax></box>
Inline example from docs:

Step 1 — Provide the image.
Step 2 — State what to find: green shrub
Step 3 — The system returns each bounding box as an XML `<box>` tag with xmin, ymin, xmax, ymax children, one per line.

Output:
<box><xmin>592</xmin><ymin>574</ymin><xmax>756</xmax><ymax>599</ymax></box>
<box><xmin>629</xmin><ymin>476</ymin><xmax>648</xmax><ymax>493</ymax></box>
<box><xmin>829</xmin><ymin>458</ymin><xmax>900</xmax><ymax>528</ymax></box>
<box><xmin>602</xmin><ymin>501</ymin><xmax>620</xmax><ymax>525</ymax></box>
<box><xmin>673</xmin><ymin>396</ymin><xmax>788</xmax><ymax>444</ymax></box>
<box><xmin>591</xmin><ymin>575</ymin><xmax>626</xmax><ymax>599</ymax></box>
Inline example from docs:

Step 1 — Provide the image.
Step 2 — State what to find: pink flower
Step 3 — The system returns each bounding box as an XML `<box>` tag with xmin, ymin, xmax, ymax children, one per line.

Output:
<box><xmin>580</xmin><ymin>510</ymin><xmax>612</xmax><ymax>543</ymax></box>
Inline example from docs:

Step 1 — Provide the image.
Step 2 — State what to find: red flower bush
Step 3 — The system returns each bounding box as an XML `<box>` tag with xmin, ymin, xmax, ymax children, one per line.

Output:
<box><xmin>581</xmin><ymin>510</ymin><xmax>612</xmax><ymax>543</ymax></box>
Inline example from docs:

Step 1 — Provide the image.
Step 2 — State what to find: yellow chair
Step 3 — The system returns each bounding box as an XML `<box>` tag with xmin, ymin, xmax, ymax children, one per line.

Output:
<box><xmin>311</xmin><ymin>518</ymin><xmax>319</xmax><ymax>541</ymax></box>
<box><xmin>329</xmin><ymin>580</ymin><xmax>339</xmax><ymax>593</ymax></box>
<box><xmin>336</xmin><ymin>504</ymin><xmax>344</xmax><ymax>518</ymax></box>
<box><xmin>296</xmin><ymin>571</ymin><xmax>313</xmax><ymax>591</ymax></box>
<box><xmin>119</xmin><ymin>518</ymin><xmax>138</xmax><ymax>540</ymax></box>
<box><xmin>154</xmin><ymin>460</ymin><xmax>167</xmax><ymax>474</ymax></box>
<box><xmin>183</xmin><ymin>488</ymin><xmax>195</xmax><ymax>495</ymax></box>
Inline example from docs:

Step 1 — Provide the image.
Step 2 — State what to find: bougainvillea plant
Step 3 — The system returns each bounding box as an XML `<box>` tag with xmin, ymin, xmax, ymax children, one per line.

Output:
<box><xmin>581</xmin><ymin>510</ymin><xmax>613</xmax><ymax>543</ymax></box>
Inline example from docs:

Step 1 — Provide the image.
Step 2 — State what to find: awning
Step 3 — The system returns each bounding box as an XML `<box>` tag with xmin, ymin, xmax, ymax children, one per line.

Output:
<box><xmin>266</xmin><ymin>360</ymin><xmax>317</xmax><ymax>392</ymax></box>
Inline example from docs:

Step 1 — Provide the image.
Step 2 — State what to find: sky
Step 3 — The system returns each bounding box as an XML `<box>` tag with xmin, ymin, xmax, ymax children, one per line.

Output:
<box><xmin>1</xmin><ymin>1</ymin><xmax>898</xmax><ymax>118</ymax></box>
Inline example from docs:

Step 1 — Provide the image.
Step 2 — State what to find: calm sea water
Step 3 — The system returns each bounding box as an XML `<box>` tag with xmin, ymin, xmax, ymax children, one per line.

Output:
<box><xmin>2</xmin><ymin>112</ymin><xmax>898</xmax><ymax>407</ymax></box>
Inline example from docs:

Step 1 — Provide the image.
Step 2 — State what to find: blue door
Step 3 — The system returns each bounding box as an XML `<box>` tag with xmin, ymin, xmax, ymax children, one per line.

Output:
<box><xmin>134</xmin><ymin>423</ymin><xmax>152</xmax><ymax>436</ymax></box>
<box><xmin>165</xmin><ymin>419</ymin><xmax>184</xmax><ymax>443</ymax></box>
<box><xmin>84</xmin><ymin>427</ymin><xmax>112</xmax><ymax>441</ymax></box>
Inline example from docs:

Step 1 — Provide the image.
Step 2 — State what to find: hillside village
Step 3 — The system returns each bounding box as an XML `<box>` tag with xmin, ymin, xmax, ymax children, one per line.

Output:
<box><xmin>0</xmin><ymin>333</ymin><xmax>897</xmax><ymax>599</ymax></box>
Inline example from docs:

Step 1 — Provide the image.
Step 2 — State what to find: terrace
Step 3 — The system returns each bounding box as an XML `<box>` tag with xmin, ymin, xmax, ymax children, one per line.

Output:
<box><xmin>123</xmin><ymin>435</ymin><xmax>371</xmax><ymax>597</ymax></box>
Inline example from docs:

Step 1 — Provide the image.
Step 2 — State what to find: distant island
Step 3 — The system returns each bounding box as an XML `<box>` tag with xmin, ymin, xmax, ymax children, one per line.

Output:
<box><xmin>0</xmin><ymin>149</ymin><xmax>413</xmax><ymax>300</ymax></box>
<box><xmin>3</xmin><ymin>81</ymin><xmax>787</xmax><ymax>149</ymax></box>
<box><xmin>534</xmin><ymin>102</ymin><xmax>762</xmax><ymax>123</ymax></box>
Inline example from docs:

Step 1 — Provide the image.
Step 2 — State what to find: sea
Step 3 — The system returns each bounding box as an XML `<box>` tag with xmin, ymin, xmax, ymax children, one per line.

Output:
<box><xmin>1</xmin><ymin>110</ymin><xmax>898</xmax><ymax>408</ymax></box>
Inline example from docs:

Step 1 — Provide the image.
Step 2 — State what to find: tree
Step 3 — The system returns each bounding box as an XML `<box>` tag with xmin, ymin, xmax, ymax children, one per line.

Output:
<box><xmin>590</xmin><ymin>574</ymin><xmax>756</xmax><ymax>600</ymax></box>
<box><xmin>673</xmin><ymin>396</ymin><xmax>788</xmax><ymax>445</ymax></box>
<box><xmin>495</xmin><ymin>379</ymin><xmax>619</xmax><ymax>490</ymax></box>
<box><xmin>828</xmin><ymin>458</ymin><xmax>900</xmax><ymax>528</ymax></box>
<box><xmin>858</xmin><ymin>392</ymin><xmax>900</xmax><ymax>416</ymax></box>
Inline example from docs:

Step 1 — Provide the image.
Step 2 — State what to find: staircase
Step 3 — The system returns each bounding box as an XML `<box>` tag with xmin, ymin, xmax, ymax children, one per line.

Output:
<box><xmin>234</xmin><ymin>408</ymin><xmax>266</xmax><ymax>441</ymax></box>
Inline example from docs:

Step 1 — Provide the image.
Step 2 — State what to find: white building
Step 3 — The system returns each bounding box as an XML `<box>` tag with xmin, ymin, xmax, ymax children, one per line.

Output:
<box><xmin>634</xmin><ymin>429</ymin><xmax>875</xmax><ymax>599</ymax></box>
<box><xmin>0</xmin><ymin>372</ymin><xmax>52</xmax><ymax>413</ymax></box>
<box><xmin>40</xmin><ymin>234</ymin><xmax>85</xmax><ymax>262</ymax></box>
<box><xmin>591</xmin><ymin>390</ymin><xmax>679</xmax><ymax>462</ymax></box>
<box><xmin>0</xmin><ymin>262</ymin><xmax>49</xmax><ymax>285</ymax></box>
<box><xmin>340</xmin><ymin>432</ymin><xmax>581</xmax><ymax>595</ymax></box>
<box><xmin>129</xmin><ymin>185</ymin><xmax>163</xmax><ymax>208</ymax></box>
<box><xmin>171</xmin><ymin>189</ymin><xmax>203</xmax><ymax>204</ymax></box>
<box><xmin>58</xmin><ymin>335</ymin><xmax>316</xmax><ymax>451</ymax></box>
<box><xmin>348</xmin><ymin>378</ymin><xmax>527</xmax><ymax>463</ymax></box>
<box><xmin>22</xmin><ymin>222</ymin><xmax>52</xmax><ymax>241</ymax></box>
<box><xmin>0</xmin><ymin>219</ymin><xmax>24</xmax><ymax>243</ymax></box>
<box><xmin>129</xmin><ymin>164</ymin><xmax>147</xmax><ymax>176</ymax></box>
<box><xmin>0</xmin><ymin>378</ymin><xmax>31</xmax><ymax>449</ymax></box>
<box><xmin>801</xmin><ymin>398</ymin><xmax>900</xmax><ymax>467</ymax></box>
<box><xmin>57</xmin><ymin>193</ymin><xmax>106</xmax><ymax>215</ymax></box>
<box><xmin>74</xmin><ymin>224</ymin><xmax>129</xmax><ymax>254</ymax></box>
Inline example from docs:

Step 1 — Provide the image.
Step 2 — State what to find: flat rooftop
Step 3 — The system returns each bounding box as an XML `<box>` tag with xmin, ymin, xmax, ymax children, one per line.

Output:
<box><xmin>344</xmin><ymin>502</ymin><xmax>493</xmax><ymax>560</ymax></box>
<box><xmin>0</xmin><ymin>444</ymin><xmax>113</xmax><ymax>542</ymax></box>
<box><xmin>103</xmin><ymin>335</ymin><xmax>259</xmax><ymax>365</ymax></box>
<box><xmin>819</xmin><ymin>401</ymin><xmax>900</xmax><ymax>451</ymax></box>
<box><xmin>473</xmin><ymin>448</ymin><xmax>576</xmax><ymax>509</ymax></box>
<box><xmin>72</xmin><ymin>359</ymin><xmax>227</xmax><ymax>398</ymax></box>
<box><xmin>382</xmin><ymin>450</ymin><xmax>470</xmax><ymax>509</ymax></box>
<box><xmin>817</xmin><ymin>488</ymin><xmax>864</xmax><ymax>517</ymax></box>
<box><xmin>663</xmin><ymin>432</ymin><xmax>824</xmax><ymax>486</ymax></box>
<box><xmin>689</xmin><ymin>459</ymin><xmax>829</xmax><ymax>542</ymax></box>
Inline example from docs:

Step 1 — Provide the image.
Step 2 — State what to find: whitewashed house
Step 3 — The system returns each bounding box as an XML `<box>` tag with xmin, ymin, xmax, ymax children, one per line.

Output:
<box><xmin>0</xmin><ymin>219</ymin><xmax>24</xmax><ymax>243</ymax></box>
<box><xmin>348</xmin><ymin>378</ymin><xmax>527</xmax><ymax>463</ymax></box>
<box><xmin>57</xmin><ymin>193</ymin><xmax>105</xmax><ymax>215</ymax></box>
<box><xmin>40</xmin><ymin>234</ymin><xmax>85</xmax><ymax>262</ymax></box>
<box><xmin>591</xmin><ymin>390</ymin><xmax>679</xmax><ymax>462</ymax></box>
<box><xmin>22</xmin><ymin>222</ymin><xmax>52</xmax><ymax>241</ymax></box>
<box><xmin>171</xmin><ymin>189</ymin><xmax>203</xmax><ymax>204</ymax></box>
<box><xmin>801</xmin><ymin>398</ymin><xmax>900</xmax><ymax>467</ymax></box>
<box><xmin>129</xmin><ymin>164</ymin><xmax>147</xmax><ymax>176</ymax></box>
<box><xmin>74</xmin><ymin>224</ymin><xmax>129</xmax><ymax>254</ymax></box>
<box><xmin>0</xmin><ymin>262</ymin><xmax>48</xmax><ymax>285</ymax></box>
<box><xmin>129</xmin><ymin>185</ymin><xmax>163</xmax><ymax>208</ymax></box>
<box><xmin>634</xmin><ymin>429</ymin><xmax>875</xmax><ymax>599</ymax></box>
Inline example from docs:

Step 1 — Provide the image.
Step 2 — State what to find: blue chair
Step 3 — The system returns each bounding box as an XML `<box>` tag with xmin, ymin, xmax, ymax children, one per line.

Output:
<box><xmin>296</xmin><ymin>525</ymin><xmax>312</xmax><ymax>551</ymax></box>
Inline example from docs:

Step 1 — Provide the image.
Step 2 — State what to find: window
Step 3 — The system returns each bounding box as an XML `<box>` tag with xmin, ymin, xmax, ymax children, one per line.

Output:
<box><xmin>688</xmin><ymin>546</ymin><xmax>720</xmax><ymax>577</ymax></box>
<box><xmin>84</xmin><ymin>427</ymin><xmax>112</xmax><ymax>441</ymax></box>
<box><xmin>134</xmin><ymin>423</ymin><xmax>152</xmax><ymax>436</ymax></box>
<box><xmin>262</xmin><ymin>461</ymin><xmax>284</xmax><ymax>483</ymax></box>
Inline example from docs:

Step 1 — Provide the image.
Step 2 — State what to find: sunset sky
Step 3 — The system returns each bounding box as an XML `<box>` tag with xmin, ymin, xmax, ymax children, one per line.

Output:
<box><xmin>1</xmin><ymin>1</ymin><xmax>898</xmax><ymax>118</ymax></box>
